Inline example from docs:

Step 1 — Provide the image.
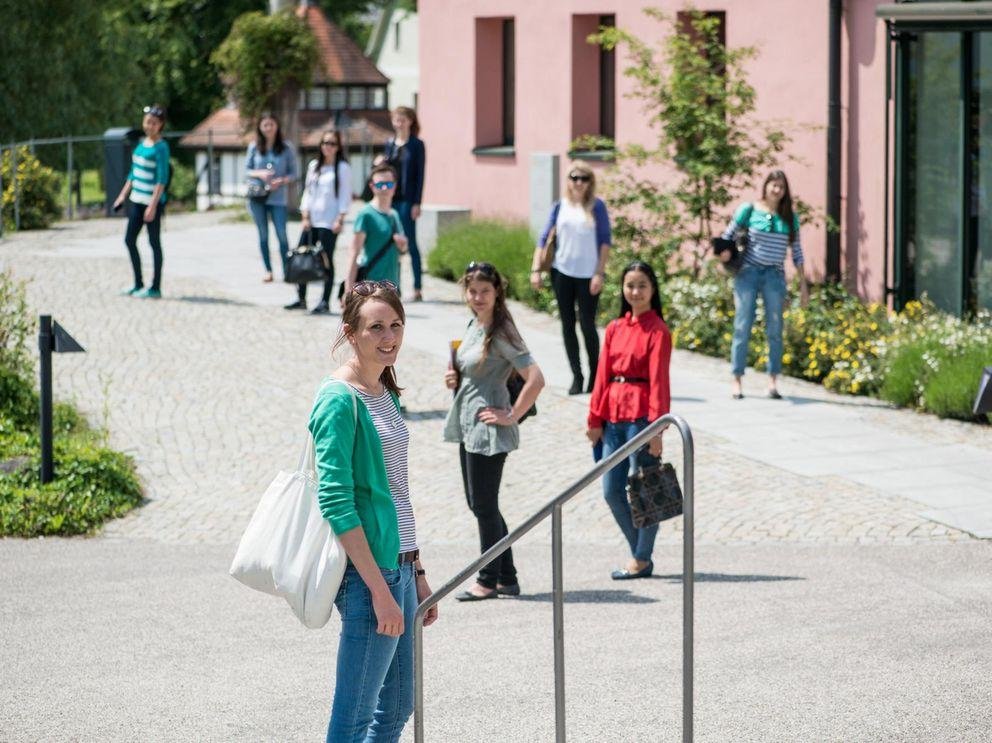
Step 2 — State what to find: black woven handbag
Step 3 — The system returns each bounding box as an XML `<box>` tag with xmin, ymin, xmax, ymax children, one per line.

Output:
<box><xmin>711</xmin><ymin>203</ymin><xmax>754</xmax><ymax>274</ymax></box>
<box><xmin>284</xmin><ymin>231</ymin><xmax>328</xmax><ymax>284</ymax></box>
<box><xmin>627</xmin><ymin>461</ymin><xmax>683</xmax><ymax>528</ymax></box>
<box><xmin>506</xmin><ymin>370</ymin><xmax>537</xmax><ymax>423</ymax></box>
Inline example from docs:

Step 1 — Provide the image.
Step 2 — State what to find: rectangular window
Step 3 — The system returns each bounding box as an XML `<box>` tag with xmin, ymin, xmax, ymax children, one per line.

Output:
<box><xmin>308</xmin><ymin>87</ymin><xmax>328</xmax><ymax>110</ymax></box>
<box><xmin>570</xmin><ymin>15</ymin><xmax>615</xmax><ymax>144</ymax></box>
<box><xmin>502</xmin><ymin>19</ymin><xmax>515</xmax><ymax>147</ymax></box>
<box><xmin>329</xmin><ymin>87</ymin><xmax>347</xmax><ymax>110</ymax></box>
<box><xmin>474</xmin><ymin>17</ymin><xmax>515</xmax><ymax>150</ymax></box>
<box><xmin>348</xmin><ymin>87</ymin><xmax>366</xmax><ymax>109</ymax></box>
<box><xmin>371</xmin><ymin>87</ymin><xmax>386</xmax><ymax>110</ymax></box>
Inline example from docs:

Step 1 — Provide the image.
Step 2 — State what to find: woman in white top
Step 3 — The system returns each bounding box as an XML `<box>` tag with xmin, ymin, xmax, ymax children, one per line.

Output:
<box><xmin>285</xmin><ymin>129</ymin><xmax>352</xmax><ymax>315</ymax></box>
<box><xmin>531</xmin><ymin>161</ymin><xmax>612</xmax><ymax>395</ymax></box>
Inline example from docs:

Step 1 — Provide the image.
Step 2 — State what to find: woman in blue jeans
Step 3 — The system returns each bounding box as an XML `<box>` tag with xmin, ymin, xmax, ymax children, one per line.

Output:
<box><xmin>586</xmin><ymin>262</ymin><xmax>672</xmax><ymax>580</ymax></box>
<box><xmin>383</xmin><ymin>106</ymin><xmax>425</xmax><ymax>300</ymax></box>
<box><xmin>245</xmin><ymin>113</ymin><xmax>297</xmax><ymax>282</ymax></box>
<box><xmin>309</xmin><ymin>281</ymin><xmax>438</xmax><ymax>742</ymax></box>
<box><xmin>720</xmin><ymin>170</ymin><xmax>809</xmax><ymax>399</ymax></box>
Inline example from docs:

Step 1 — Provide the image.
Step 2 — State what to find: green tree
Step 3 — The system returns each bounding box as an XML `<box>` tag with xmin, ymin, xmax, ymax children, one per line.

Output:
<box><xmin>588</xmin><ymin>8</ymin><xmax>789</xmax><ymax>273</ymax></box>
<box><xmin>1</xmin><ymin>148</ymin><xmax>62</xmax><ymax>231</ymax></box>
<box><xmin>211</xmin><ymin>10</ymin><xmax>318</xmax><ymax>127</ymax></box>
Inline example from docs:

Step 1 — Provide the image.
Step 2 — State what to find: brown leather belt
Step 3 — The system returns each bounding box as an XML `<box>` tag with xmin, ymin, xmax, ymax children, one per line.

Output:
<box><xmin>610</xmin><ymin>376</ymin><xmax>648</xmax><ymax>384</ymax></box>
<box><xmin>398</xmin><ymin>549</ymin><xmax>420</xmax><ymax>564</ymax></box>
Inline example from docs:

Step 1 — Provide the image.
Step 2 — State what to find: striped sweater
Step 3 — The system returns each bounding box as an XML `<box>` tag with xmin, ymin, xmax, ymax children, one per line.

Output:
<box><xmin>722</xmin><ymin>202</ymin><xmax>803</xmax><ymax>268</ymax></box>
<box><xmin>127</xmin><ymin>139</ymin><xmax>170</xmax><ymax>206</ymax></box>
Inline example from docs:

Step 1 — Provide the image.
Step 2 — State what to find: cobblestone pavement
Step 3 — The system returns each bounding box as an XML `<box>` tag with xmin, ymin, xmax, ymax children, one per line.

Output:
<box><xmin>0</xmin><ymin>211</ymin><xmax>980</xmax><ymax>550</ymax></box>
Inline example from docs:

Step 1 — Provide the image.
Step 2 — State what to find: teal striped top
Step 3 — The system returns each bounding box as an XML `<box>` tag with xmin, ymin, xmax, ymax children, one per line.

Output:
<box><xmin>127</xmin><ymin>139</ymin><xmax>170</xmax><ymax>205</ymax></box>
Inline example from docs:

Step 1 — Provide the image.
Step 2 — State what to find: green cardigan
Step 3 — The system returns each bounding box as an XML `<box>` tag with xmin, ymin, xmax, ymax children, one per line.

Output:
<box><xmin>308</xmin><ymin>379</ymin><xmax>400</xmax><ymax>569</ymax></box>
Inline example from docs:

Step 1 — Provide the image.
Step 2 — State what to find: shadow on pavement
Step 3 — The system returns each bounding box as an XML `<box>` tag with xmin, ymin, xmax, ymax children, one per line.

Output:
<box><xmin>781</xmin><ymin>394</ymin><xmax>892</xmax><ymax>410</ymax></box>
<box><xmin>514</xmin><ymin>589</ymin><xmax>658</xmax><ymax>604</ymax></box>
<box><xmin>403</xmin><ymin>409</ymin><xmax>448</xmax><ymax>421</ymax></box>
<box><xmin>655</xmin><ymin>572</ymin><xmax>806</xmax><ymax>583</ymax></box>
<box><xmin>173</xmin><ymin>295</ymin><xmax>255</xmax><ymax>307</ymax></box>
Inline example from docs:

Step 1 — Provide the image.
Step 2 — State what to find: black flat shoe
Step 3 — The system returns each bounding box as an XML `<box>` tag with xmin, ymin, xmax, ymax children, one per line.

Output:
<box><xmin>732</xmin><ymin>393</ymin><xmax>744</xmax><ymax>400</ymax></box>
<box><xmin>611</xmin><ymin>561</ymin><xmax>654</xmax><ymax>581</ymax></box>
<box><xmin>310</xmin><ymin>301</ymin><xmax>330</xmax><ymax>315</ymax></box>
<box><xmin>568</xmin><ymin>377</ymin><xmax>584</xmax><ymax>395</ymax></box>
<box><xmin>767</xmin><ymin>389</ymin><xmax>782</xmax><ymax>400</ymax></box>
<box><xmin>283</xmin><ymin>300</ymin><xmax>306</xmax><ymax>310</ymax></box>
<box><xmin>455</xmin><ymin>589</ymin><xmax>498</xmax><ymax>602</ymax></box>
<box><xmin>496</xmin><ymin>583</ymin><xmax>520</xmax><ymax>597</ymax></box>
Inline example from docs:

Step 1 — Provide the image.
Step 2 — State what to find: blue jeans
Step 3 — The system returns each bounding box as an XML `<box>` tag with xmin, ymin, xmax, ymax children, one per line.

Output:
<box><xmin>328</xmin><ymin>563</ymin><xmax>416</xmax><ymax>743</ymax></box>
<box><xmin>394</xmin><ymin>201</ymin><xmax>421</xmax><ymax>290</ymax></box>
<box><xmin>602</xmin><ymin>419</ymin><xmax>659</xmax><ymax>563</ymax></box>
<box><xmin>247</xmin><ymin>200</ymin><xmax>289</xmax><ymax>274</ymax></box>
<box><xmin>731</xmin><ymin>263</ymin><xmax>786</xmax><ymax>378</ymax></box>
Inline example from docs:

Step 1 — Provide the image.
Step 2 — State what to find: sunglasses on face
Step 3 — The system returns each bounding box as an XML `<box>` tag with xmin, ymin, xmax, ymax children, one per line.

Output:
<box><xmin>372</xmin><ymin>181</ymin><xmax>395</xmax><ymax>191</ymax></box>
<box><xmin>143</xmin><ymin>105</ymin><xmax>165</xmax><ymax>119</ymax></box>
<box><xmin>465</xmin><ymin>261</ymin><xmax>497</xmax><ymax>277</ymax></box>
<box><xmin>351</xmin><ymin>280</ymin><xmax>399</xmax><ymax>297</ymax></box>
<box><xmin>569</xmin><ymin>174</ymin><xmax>591</xmax><ymax>183</ymax></box>
<box><xmin>321</xmin><ymin>140</ymin><xmax>339</xmax><ymax>147</ymax></box>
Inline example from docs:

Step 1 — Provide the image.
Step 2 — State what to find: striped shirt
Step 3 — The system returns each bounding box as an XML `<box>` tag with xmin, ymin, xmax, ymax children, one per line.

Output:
<box><xmin>352</xmin><ymin>385</ymin><xmax>417</xmax><ymax>552</ymax></box>
<box><xmin>722</xmin><ymin>202</ymin><xmax>803</xmax><ymax>268</ymax></box>
<box><xmin>127</xmin><ymin>139</ymin><xmax>170</xmax><ymax>206</ymax></box>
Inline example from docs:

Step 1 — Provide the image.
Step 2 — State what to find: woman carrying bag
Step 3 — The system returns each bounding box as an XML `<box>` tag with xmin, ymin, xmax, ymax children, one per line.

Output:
<box><xmin>531</xmin><ymin>161</ymin><xmax>612</xmax><ymax>395</ymax></box>
<box><xmin>286</xmin><ymin>130</ymin><xmax>352</xmax><ymax>315</ymax></box>
<box><xmin>245</xmin><ymin>113</ymin><xmax>297</xmax><ymax>283</ymax></box>
<box><xmin>310</xmin><ymin>280</ymin><xmax>438</xmax><ymax>741</ymax></box>
<box><xmin>443</xmin><ymin>262</ymin><xmax>545</xmax><ymax>601</ymax></box>
<box><xmin>719</xmin><ymin>169</ymin><xmax>808</xmax><ymax>400</ymax></box>
<box><xmin>586</xmin><ymin>261</ymin><xmax>672</xmax><ymax>581</ymax></box>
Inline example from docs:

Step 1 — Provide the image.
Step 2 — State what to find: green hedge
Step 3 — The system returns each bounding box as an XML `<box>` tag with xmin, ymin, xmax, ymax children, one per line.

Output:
<box><xmin>1</xmin><ymin>270</ymin><xmax>143</xmax><ymax>536</ymax></box>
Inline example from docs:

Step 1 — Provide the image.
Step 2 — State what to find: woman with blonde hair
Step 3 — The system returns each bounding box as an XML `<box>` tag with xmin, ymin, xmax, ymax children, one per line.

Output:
<box><xmin>531</xmin><ymin>162</ymin><xmax>612</xmax><ymax>395</ymax></box>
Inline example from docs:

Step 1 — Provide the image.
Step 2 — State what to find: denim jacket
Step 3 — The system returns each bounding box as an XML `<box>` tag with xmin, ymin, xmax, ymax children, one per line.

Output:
<box><xmin>245</xmin><ymin>142</ymin><xmax>298</xmax><ymax>207</ymax></box>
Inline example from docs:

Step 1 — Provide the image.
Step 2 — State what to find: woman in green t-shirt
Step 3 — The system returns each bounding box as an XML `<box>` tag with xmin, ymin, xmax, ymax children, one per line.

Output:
<box><xmin>343</xmin><ymin>164</ymin><xmax>408</xmax><ymax>300</ymax></box>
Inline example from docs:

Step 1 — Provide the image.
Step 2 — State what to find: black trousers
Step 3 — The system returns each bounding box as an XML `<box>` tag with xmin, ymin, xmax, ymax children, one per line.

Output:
<box><xmin>124</xmin><ymin>199</ymin><xmax>165</xmax><ymax>291</ymax></box>
<box><xmin>459</xmin><ymin>444</ymin><xmax>516</xmax><ymax>589</ymax></box>
<box><xmin>552</xmin><ymin>269</ymin><xmax>600</xmax><ymax>380</ymax></box>
<box><xmin>296</xmin><ymin>227</ymin><xmax>337</xmax><ymax>304</ymax></box>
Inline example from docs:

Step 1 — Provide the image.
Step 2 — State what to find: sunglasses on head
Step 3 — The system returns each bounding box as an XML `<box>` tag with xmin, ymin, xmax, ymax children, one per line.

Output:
<box><xmin>351</xmin><ymin>280</ymin><xmax>399</xmax><ymax>297</ymax></box>
<box><xmin>465</xmin><ymin>261</ymin><xmax>497</xmax><ymax>277</ymax></box>
<box><xmin>569</xmin><ymin>173</ymin><xmax>591</xmax><ymax>183</ymax></box>
<box><xmin>372</xmin><ymin>181</ymin><xmax>395</xmax><ymax>191</ymax></box>
<box><xmin>143</xmin><ymin>105</ymin><xmax>165</xmax><ymax>119</ymax></box>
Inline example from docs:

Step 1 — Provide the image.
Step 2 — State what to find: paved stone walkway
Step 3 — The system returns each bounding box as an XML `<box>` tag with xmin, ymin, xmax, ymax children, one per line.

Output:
<box><xmin>0</xmin><ymin>210</ymin><xmax>985</xmax><ymax>550</ymax></box>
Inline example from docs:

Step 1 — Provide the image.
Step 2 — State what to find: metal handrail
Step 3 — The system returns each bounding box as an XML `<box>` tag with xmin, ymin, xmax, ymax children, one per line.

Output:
<box><xmin>413</xmin><ymin>413</ymin><xmax>695</xmax><ymax>743</ymax></box>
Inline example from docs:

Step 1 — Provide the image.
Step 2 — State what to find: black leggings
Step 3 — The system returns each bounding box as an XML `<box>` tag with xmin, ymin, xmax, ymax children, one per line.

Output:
<box><xmin>124</xmin><ymin>199</ymin><xmax>164</xmax><ymax>291</ymax></box>
<box><xmin>552</xmin><ymin>270</ymin><xmax>600</xmax><ymax>380</ymax></box>
<box><xmin>296</xmin><ymin>227</ymin><xmax>337</xmax><ymax>304</ymax></box>
<box><xmin>459</xmin><ymin>444</ymin><xmax>516</xmax><ymax>589</ymax></box>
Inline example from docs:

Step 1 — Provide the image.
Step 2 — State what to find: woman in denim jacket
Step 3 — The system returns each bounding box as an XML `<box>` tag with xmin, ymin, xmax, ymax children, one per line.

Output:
<box><xmin>245</xmin><ymin>113</ymin><xmax>298</xmax><ymax>282</ymax></box>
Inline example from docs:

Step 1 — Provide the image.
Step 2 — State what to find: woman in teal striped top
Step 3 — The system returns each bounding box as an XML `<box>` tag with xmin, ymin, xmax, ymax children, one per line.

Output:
<box><xmin>112</xmin><ymin>104</ymin><xmax>170</xmax><ymax>299</ymax></box>
<box><xmin>720</xmin><ymin>170</ymin><xmax>809</xmax><ymax>399</ymax></box>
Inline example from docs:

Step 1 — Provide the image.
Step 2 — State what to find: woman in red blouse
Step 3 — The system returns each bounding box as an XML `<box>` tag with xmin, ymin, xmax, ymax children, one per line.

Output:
<box><xmin>587</xmin><ymin>261</ymin><xmax>672</xmax><ymax>580</ymax></box>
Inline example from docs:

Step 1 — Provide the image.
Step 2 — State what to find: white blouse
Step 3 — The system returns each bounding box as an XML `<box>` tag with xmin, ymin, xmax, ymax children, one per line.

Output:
<box><xmin>553</xmin><ymin>199</ymin><xmax>599</xmax><ymax>278</ymax></box>
<box><xmin>299</xmin><ymin>159</ymin><xmax>352</xmax><ymax>228</ymax></box>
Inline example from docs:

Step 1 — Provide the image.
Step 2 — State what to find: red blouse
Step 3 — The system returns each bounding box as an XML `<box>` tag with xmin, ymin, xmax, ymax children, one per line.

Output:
<box><xmin>587</xmin><ymin>311</ymin><xmax>672</xmax><ymax>428</ymax></box>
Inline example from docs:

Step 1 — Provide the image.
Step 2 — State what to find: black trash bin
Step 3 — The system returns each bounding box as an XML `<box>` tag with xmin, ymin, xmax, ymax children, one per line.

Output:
<box><xmin>103</xmin><ymin>127</ymin><xmax>142</xmax><ymax>217</ymax></box>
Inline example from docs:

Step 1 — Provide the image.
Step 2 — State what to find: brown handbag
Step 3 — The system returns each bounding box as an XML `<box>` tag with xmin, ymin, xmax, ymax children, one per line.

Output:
<box><xmin>537</xmin><ymin>201</ymin><xmax>561</xmax><ymax>272</ymax></box>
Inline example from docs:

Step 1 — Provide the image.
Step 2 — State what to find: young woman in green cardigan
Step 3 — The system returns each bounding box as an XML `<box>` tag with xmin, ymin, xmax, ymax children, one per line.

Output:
<box><xmin>309</xmin><ymin>280</ymin><xmax>438</xmax><ymax>742</ymax></box>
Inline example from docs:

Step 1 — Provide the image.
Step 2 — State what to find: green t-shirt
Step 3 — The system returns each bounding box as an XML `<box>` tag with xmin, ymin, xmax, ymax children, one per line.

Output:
<box><xmin>354</xmin><ymin>204</ymin><xmax>405</xmax><ymax>286</ymax></box>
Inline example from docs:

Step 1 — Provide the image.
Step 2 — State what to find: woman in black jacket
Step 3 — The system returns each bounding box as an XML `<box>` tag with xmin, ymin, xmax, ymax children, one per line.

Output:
<box><xmin>383</xmin><ymin>106</ymin><xmax>426</xmax><ymax>301</ymax></box>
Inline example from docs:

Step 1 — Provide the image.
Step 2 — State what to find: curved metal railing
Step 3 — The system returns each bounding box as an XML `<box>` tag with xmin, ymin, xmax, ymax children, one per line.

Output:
<box><xmin>413</xmin><ymin>413</ymin><xmax>695</xmax><ymax>742</ymax></box>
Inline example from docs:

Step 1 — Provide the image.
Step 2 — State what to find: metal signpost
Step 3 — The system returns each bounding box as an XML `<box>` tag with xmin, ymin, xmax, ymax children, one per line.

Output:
<box><xmin>38</xmin><ymin>315</ymin><xmax>84</xmax><ymax>483</ymax></box>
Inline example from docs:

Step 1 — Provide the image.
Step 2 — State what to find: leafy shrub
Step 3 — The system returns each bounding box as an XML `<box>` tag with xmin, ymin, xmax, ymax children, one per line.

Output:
<box><xmin>169</xmin><ymin>161</ymin><xmax>197</xmax><ymax>204</ymax></box>
<box><xmin>1</xmin><ymin>146</ymin><xmax>62</xmax><ymax>230</ymax></box>
<box><xmin>923</xmin><ymin>344</ymin><xmax>992</xmax><ymax>420</ymax></box>
<box><xmin>427</xmin><ymin>219</ymin><xmax>555</xmax><ymax>309</ymax></box>
<box><xmin>0</xmin><ymin>268</ymin><xmax>31</xmax><ymax>374</ymax></box>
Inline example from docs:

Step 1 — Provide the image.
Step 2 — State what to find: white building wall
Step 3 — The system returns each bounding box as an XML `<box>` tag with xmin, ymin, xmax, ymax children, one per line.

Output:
<box><xmin>376</xmin><ymin>9</ymin><xmax>419</xmax><ymax>109</ymax></box>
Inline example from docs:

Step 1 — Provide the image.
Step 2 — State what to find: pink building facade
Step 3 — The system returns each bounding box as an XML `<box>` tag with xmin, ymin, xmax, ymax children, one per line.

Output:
<box><xmin>419</xmin><ymin>1</ymin><xmax>992</xmax><ymax>316</ymax></box>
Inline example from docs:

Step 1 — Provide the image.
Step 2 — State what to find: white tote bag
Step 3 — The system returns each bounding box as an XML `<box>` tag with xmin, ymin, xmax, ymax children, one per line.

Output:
<box><xmin>229</xmin><ymin>386</ymin><xmax>353</xmax><ymax>629</ymax></box>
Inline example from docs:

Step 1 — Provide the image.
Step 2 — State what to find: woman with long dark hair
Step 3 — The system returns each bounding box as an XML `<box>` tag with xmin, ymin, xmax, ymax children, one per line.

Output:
<box><xmin>587</xmin><ymin>261</ymin><xmax>672</xmax><ymax>580</ymax></box>
<box><xmin>443</xmin><ymin>262</ymin><xmax>545</xmax><ymax>601</ymax></box>
<box><xmin>245</xmin><ymin>113</ymin><xmax>297</xmax><ymax>282</ymax></box>
<box><xmin>532</xmin><ymin>161</ymin><xmax>612</xmax><ymax>394</ymax></box>
<box><xmin>383</xmin><ymin>106</ymin><xmax>426</xmax><ymax>301</ymax></box>
<box><xmin>719</xmin><ymin>169</ymin><xmax>808</xmax><ymax>399</ymax></box>
<box><xmin>112</xmin><ymin>104</ymin><xmax>170</xmax><ymax>298</ymax></box>
<box><xmin>286</xmin><ymin>129</ymin><xmax>351</xmax><ymax>315</ymax></box>
<box><xmin>311</xmin><ymin>280</ymin><xmax>438</xmax><ymax>741</ymax></box>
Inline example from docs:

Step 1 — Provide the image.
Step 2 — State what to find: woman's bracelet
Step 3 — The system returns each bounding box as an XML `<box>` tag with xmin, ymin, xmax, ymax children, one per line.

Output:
<box><xmin>415</xmin><ymin>568</ymin><xmax>426</xmax><ymax>578</ymax></box>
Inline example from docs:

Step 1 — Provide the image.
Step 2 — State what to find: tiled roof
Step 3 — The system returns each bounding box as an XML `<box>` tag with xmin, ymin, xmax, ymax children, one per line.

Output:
<box><xmin>298</xmin><ymin>3</ymin><xmax>390</xmax><ymax>85</ymax></box>
<box><xmin>179</xmin><ymin>106</ymin><xmax>394</xmax><ymax>150</ymax></box>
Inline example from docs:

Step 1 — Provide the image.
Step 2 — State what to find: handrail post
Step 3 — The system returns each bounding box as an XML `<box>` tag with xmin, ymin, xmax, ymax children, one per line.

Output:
<box><xmin>552</xmin><ymin>503</ymin><xmax>566</xmax><ymax>743</ymax></box>
<box><xmin>681</xmin><ymin>423</ymin><xmax>695</xmax><ymax>743</ymax></box>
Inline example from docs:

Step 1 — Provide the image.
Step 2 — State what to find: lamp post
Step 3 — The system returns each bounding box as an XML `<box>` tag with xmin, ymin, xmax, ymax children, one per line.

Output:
<box><xmin>38</xmin><ymin>315</ymin><xmax>84</xmax><ymax>483</ymax></box>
